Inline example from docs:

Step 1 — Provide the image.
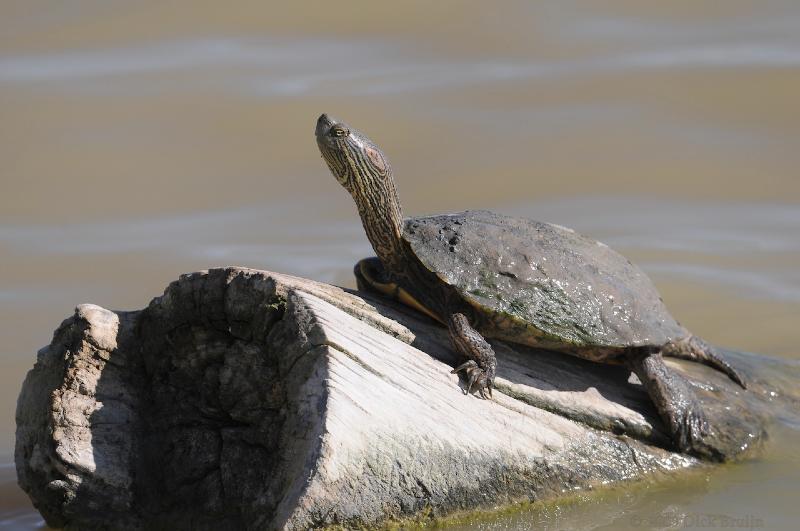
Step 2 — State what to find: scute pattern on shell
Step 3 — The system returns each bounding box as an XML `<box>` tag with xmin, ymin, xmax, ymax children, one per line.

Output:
<box><xmin>403</xmin><ymin>210</ymin><xmax>688</xmax><ymax>349</ymax></box>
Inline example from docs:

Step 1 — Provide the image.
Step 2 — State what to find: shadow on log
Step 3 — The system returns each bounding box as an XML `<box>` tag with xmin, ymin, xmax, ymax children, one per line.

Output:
<box><xmin>15</xmin><ymin>268</ymin><xmax>800</xmax><ymax>530</ymax></box>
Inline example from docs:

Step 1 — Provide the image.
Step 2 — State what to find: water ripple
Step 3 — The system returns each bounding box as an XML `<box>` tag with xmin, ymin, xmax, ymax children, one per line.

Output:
<box><xmin>2</xmin><ymin>38</ymin><xmax>799</xmax><ymax>96</ymax></box>
<box><xmin>2</xmin><ymin>197</ymin><xmax>798</xmax><ymax>301</ymax></box>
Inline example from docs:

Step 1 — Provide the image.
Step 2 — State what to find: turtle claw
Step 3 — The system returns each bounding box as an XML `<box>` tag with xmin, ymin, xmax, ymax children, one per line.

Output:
<box><xmin>669</xmin><ymin>397</ymin><xmax>730</xmax><ymax>461</ymax></box>
<box><xmin>451</xmin><ymin>360</ymin><xmax>493</xmax><ymax>399</ymax></box>
<box><xmin>670</xmin><ymin>397</ymin><xmax>714</xmax><ymax>458</ymax></box>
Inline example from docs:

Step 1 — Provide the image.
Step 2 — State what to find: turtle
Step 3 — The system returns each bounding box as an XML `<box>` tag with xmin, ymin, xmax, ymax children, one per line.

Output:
<box><xmin>314</xmin><ymin>113</ymin><xmax>746</xmax><ymax>460</ymax></box>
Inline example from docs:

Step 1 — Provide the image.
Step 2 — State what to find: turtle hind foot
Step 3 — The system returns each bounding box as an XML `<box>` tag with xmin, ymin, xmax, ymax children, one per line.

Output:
<box><xmin>629</xmin><ymin>351</ymin><xmax>725</xmax><ymax>461</ymax></box>
<box><xmin>663</xmin><ymin>336</ymin><xmax>747</xmax><ymax>390</ymax></box>
<box><xmin>451</xmin><ymin>360</ymin><xmax>492</xmax><ymax>399</ymax></box>
<box><xmin>671</xmin><ymin>395</ymin><xmax>718</xmax><ymax>459</ymax></box>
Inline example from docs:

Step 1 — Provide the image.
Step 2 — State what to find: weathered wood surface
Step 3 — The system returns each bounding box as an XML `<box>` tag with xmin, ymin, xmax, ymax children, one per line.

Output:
<box><xmin>15</xmin><ymin>267</ymin><xmax>800</xmax><ymax>530</ymax></box>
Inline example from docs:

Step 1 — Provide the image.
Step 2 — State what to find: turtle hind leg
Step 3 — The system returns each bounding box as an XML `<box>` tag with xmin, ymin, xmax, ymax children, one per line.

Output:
<box><xmin>448</xmin><ymin>313</ymin><xmax>497</xmax><ymax>399</ymax></box>
<box><xmin>627</xmin><ymin>350</ymin><xmax>723</xmax><ymax>461</ymax></box>
<box><xmin>662</xmin><ymin>336</ymin><xmax>746</xmax><ymax>389</ymax></box>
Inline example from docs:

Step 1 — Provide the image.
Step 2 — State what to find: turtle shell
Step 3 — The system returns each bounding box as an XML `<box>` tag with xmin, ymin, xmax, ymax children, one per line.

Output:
<box><xmin>402</xmin><ymin>210</ymin><xmax>688</xmax><ymax>351</ymax></box>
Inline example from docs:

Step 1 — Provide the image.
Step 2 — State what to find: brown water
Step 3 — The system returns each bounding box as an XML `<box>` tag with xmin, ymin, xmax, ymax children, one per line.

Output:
<box><xmin>2</xmin><ymin>1</ymin><xmax>799</xmax><ymax>529</ymax></box>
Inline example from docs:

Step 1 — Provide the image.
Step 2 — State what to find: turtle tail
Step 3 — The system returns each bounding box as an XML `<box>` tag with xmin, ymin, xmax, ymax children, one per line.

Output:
<box><xmin>662</xmin><ymin>336</ymin><xmax>746</xmax><ymax>389</ymax></box>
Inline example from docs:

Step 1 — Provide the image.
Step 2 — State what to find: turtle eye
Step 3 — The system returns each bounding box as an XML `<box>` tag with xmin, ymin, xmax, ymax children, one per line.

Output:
<box><xmin>331</xmin><ymin>127</ymin><xmax>349</xmax><ymax>138</ymax></box>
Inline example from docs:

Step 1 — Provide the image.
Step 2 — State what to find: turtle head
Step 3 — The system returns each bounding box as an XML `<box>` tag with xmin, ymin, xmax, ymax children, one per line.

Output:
<box><xmin>315</xmin><ymin>113</ymin><xmax>405</xmax><ymax>273</ymax></box>
<box><xmin>315</xmin><ymin>113</ymin><xmax>392</xmax><ymax>195</ymax></box>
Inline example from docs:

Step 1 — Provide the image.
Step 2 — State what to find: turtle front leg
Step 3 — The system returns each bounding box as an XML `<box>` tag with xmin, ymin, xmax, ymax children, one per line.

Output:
<box><xmin>448</xmin><ymin>313</ymin><xmax>497</xmax><ymax>399</ymax></box>
<box><xmin>627</xmin><ymin>350</ymin><xmax>721</xmax><ymax>460</ymax></box>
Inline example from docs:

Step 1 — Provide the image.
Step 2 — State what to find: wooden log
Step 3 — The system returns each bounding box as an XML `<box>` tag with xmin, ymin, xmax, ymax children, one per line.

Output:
<box><xmin>14</xmin><ymin>267</ymin><xmax>799</xmax><ymax>530</ymax></box>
